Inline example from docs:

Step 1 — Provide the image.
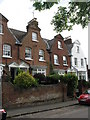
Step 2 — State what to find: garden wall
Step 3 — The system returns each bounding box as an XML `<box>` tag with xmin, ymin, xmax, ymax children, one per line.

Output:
<box><xmin>2</xmin><ymin>82</ymin><xmax>67</xmax><ymax>109</ymax></box>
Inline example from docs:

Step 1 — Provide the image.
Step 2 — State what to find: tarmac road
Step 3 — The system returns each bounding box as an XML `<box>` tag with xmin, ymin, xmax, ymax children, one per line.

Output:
<box><xmin>14</xmin><ymin>104</ymin><xmax>89</xmax><ymax>118</ymax></box>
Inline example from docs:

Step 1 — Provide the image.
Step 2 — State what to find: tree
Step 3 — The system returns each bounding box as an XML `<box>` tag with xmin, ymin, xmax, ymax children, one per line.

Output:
<box><xmin>33</xmin><ymin>1</ymin><xmax>90</xmax><ymax>32</ymax></box>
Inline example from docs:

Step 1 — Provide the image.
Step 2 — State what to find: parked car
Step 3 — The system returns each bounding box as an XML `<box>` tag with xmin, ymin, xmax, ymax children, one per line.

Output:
<box><xmin>0</xmin><ymin>109</ymin><xmax>7</xmax><ymax>120</ymax></box>
<box><xmin>78</xmin><ymin>89</ymin><xmax>90</xmax><ymax>105</ymax></box>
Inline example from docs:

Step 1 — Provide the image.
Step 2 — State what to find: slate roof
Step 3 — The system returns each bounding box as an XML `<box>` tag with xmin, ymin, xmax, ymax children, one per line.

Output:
<box><xmin>9</xmin><ymin>28</ymin><xmax>26</xmax><ymax>43</ymax></box>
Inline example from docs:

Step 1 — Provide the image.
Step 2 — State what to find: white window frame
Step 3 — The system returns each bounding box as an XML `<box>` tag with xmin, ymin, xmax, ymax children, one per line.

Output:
<box><xmin>58</xmin><ymin>41</ymin><xmax>62</xmax><ymax>49</ymax></box>
<box><xmin>39</xmin><ymin>50</ymin><xmax>45</xmax><ymax>61</ymax></box>
<box><xmin>0</xmin><ymin>24</ymin><xmax>3</xmax><ymax>34</ymax></box>
<box><xmin>32</xmin><ymin>32</ymin><xmax>38</xmax><ymax>41</ymax></box>
<box><xmin>3</xmin><ymin>44</ymin><xmax>11</xmax><ymax>58</ymax></box>
<box><xmin>76</xmin><ymin>46</ymin><xmax>79</xmax><ymax>53</ymax></box>
<box><xmin>32</xmin><ymin>68</ymin><xmax>46</xmax><ymax>76</ymax></box>
<box><xmin>81</xmin><ymin>58</ymin><xmax>84</xmax><ymax>67</ymax></box>
<box><xmin>74</xmin><ymin>58</ymin><xmax>78</xmax><ymax>66</ymax></box>
<box><xmin>54</xmin><ymin>54</ymin><xmax>59</xmax><ymax>65</ymax></box>
<box><xmin>25</xmin><ymin>47</ymin><xmax>32</xmax><ymax>60</ymax></box>
<box><xmin>63</xmin><ymin>56</ymin><xmax>67</xmax><ymax>65</ymax></box>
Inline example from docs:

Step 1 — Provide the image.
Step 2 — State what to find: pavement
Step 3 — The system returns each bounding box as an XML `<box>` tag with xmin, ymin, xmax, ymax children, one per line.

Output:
<box><xmin>7</xmin><ymin>99</ymin><xmax>78</xmax><ymax>118</ymax></box>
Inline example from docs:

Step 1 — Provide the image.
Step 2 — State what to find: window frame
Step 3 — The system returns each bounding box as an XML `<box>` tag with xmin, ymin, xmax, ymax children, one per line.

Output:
<box><xmin>74</xmin><ymin>58</ymin><xmax>78</xmax><ymax>66</ymax></box>
<box><xmin>32</xmin><ymin>32</ymin><xmax>38</xmax><ymax>42</ymax></box>
<box><xmin>39</xmin><ymin>49</ymin><xmax>45</xmax><ymax>61</ymax></box>
<box><xmin>0</xmin><ymin>24</ymin><xmax>3</xmax><ymax>34</ymax></box>
<box><xmin>58</xmin><ymin>41</ymin><xmax>62</xmax><ymax>49</ymax></box>
<box><xmin>54</xmin><ymin>54</ymin><xmax>59</xmax><ymax>65</ymax></box>
<box><xmin>81</xmin><ymin>58</ymin><xmax>84</xmax><ymax>67</ymax></box>
<box><xmin>76</xmin><ymin>46</ymin><xmax>79</xmax><ymax>53</ymax></box>
<box><xmin>3</xmin><ymin>44</ymin><xmax>12</xmax><ymax>58</ymax></box>
<box><xmin>25</xmin><ymin>47</ymin><xmax>32</xmax><ymax>60</ymax></box>
<box><xmin>63</xmin><ymin>56</ymin><xmax>67</xmax><ymax>65</ymax></box>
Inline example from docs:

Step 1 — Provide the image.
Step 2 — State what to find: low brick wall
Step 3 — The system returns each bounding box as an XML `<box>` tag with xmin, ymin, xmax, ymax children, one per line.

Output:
<box><xmin>2</xmin><ymin>82</ymin><xmax>67</xmax><ymax>109</ymax></box>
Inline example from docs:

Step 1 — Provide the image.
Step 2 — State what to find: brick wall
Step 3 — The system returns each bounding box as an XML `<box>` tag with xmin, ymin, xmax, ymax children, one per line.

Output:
<box><xmin>2</xmin><ymin>81</ymin><xmax>67</xmax><ymax>109</ymax></box>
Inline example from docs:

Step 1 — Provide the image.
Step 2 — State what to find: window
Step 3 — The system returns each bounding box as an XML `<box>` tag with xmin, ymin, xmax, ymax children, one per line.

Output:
<box><xmin>54</xmin><ymin>55</ymin><xmax>59</xmax><ymax>65</ymax></box>
<box><xmin>32</xmin><ymin>68</ymin><xmax>46</xmax><ymax>76</ymax></box>
<box><xmin>74</xmin><ymin>58</ymin><xmax>78</xmax><ymax>66</ymax></box>
<box><xmin>32</xmin><ymin>32</ymin><xmax>37</xmax><ymax>41</ymax></box>
<box><xmin>39</xmin><ymin>50</ymin><xmax>45</xmax><ymax>61</ymax></box>
<box><xmin>0</xmin><ymin>24</ymin><xmax>3</xmax><ymax>34</ymax></box>
<box><xmin>76</xmin><ymin>46</ymin><xmax>79</xmax><ymax>53</ymax></box>
<box><xmin>81</xmin><ymin>59</ymin><xmax>84</xmax><ymax>67</ymax></box>
<box><xmin>58</xmin><ymin>41</ymin><xmax>62</xmax><ymax>49</ymax></box>
<box><xmin>25</xmin><ymin>47</ymin><xmax>32</xmax><ymax>59</ymax></box>
<box><xmin>63</xmin><ymin>56</ymin><xmax>67</xmax><ymax>65</ymax></box>
<box><xmin>3</xmin><ymin>44</ymin><xmax>11</xmax><ymax>57</ymax></box>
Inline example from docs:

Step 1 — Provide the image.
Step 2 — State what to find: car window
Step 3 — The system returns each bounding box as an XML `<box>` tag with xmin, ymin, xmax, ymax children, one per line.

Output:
<box><xmin>83</xmin><ymin>90</ymin><xmax>90</xmax><ymax>94</ymax></box>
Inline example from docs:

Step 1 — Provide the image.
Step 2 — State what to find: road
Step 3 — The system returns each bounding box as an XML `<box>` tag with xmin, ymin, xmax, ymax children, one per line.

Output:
<box><xmin>13</xmin><ymin>105</ymin><xmax>89</xmax><ymax>118</ymax></box>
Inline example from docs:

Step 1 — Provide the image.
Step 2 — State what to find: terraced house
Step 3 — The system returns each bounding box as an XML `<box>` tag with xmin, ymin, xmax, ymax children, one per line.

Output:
<box><xmin>0</xmin><ymin>13</ymin><xmax>88</xmax><ymax>81</ymax></box>
<box><xmin>0</xmin><ymin>13</ymin><xmax>50</xmax><ymax>81</ymax></box>
<box><xmin>43</xmin><ymin>34</ymin><xmax>71</xmax><ymax>75</ymax></box>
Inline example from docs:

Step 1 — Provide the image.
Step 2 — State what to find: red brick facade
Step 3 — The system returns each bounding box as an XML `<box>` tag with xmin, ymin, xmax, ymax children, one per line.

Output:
<box><xmin>0</xmin><ymin>13</ymin><xmax>70</xmax><ymax>80</ymax></box>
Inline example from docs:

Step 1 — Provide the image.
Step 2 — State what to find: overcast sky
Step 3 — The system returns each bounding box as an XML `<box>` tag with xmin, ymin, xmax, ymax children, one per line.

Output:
<box><xmin>0</xmin><ymin>0</ymin><xmax>88</xmax><ymax>61</ymax></box>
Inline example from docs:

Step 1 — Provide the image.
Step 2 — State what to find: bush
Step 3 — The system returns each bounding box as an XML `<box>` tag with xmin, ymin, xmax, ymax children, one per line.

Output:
<box><xmin>46</xmin><ymin>74</ymin><xmax>60</xmax><ymax>84</ymax></box>
<box><xmin>34</xmin><ymin>73</ymin><xmax>46</xmax><ymax>84</ymax></box>
<box><xmin>14</xmin><ymin>72</ymin><xmax>38</xmax><ymax>89</ymax></box>
<box><xmin>66</xmin><ymin>73</ymin><xmax>78</xmax><ymax>97</ymax></box>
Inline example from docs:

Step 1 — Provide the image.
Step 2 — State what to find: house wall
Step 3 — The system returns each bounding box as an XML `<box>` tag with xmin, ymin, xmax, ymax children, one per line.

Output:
<box><xmin>19</xmin><ymin>23</ymin><xmax>50</xmax><ymax>75</ymax></box>
<box><xmin>71</xmin><ymin>41</ymin><xmax>88</xmax><ymax>81</ymax></box>
<box><xmin>1</xmin><ymin>17</ymin><xmax>19</xmax><ymax>66</ymax></box>
<box><xmin>51</xmin><ymin>35</ymin><xmax>70</xmax><ymax>72</ymax></box>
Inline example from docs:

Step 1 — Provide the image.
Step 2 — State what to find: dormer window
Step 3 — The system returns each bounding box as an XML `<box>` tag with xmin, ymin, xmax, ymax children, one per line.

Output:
<box><xmin>3</xmin><ymin>44</ymin><xmax>11</xmax><ymax>58</ymax></box>
<box><xmin>0</xmin><ymin>24</ymin><xmax>3</xmax><ymax>34</ymax></box>
<box><xmin>58</xmin><ymin>41</ymin><xmax>62</xmax><ymax>49</ymax></box>
<box><xmin>32</xmin><ymin>32</ymin><xmax>38</xmax><ymax>41</ymax></box>
<box><xmin>76</xmin><ymin>46</ymin><xmax>79</xmax><ymax>53</ymax></box>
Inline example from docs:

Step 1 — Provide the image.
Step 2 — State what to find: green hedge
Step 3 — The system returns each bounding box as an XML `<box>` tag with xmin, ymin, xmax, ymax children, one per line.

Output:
<box><xmin>14</xmin><ymin>72</ymin><xmax>38</xmax><ymax>89</ymax></box>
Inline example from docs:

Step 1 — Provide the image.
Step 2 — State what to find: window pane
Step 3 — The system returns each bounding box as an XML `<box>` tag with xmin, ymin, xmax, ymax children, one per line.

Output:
<box><xmin>3</xmin><ymin>44</ymin><xmax>11</xmax><ymax>57</ymax></box>
<box><xmin>54</xmin><ymin>55</ymin><xmax>59</xmax><ymax>64</ymax></box>
<box><xmin>39</xmin><ymin>50</ymin><xmax>44</xmax><ymax>61</ymax></box>
<box><xmin>81</xmin><ymin>59</ymin><xmax>84</xmax><ymax>66</ymax></box>
<box><xmin>32</xmin><ymin>32</ymin><xmax>37</xmax><ymax>41</ymax></box>
<box><xmin>25</xmin><ymin>47</ymin><xmax>32</xmax><ymax>58</ymax></box>
<box><xmin>58</xmin><ymin>41</ymin><xmax>62</xmax><ymax>49</ymax></box>
<box><xmin>74</xmin><ymin>58</ymin><xmax>77</xmax><ymax>66</ymax></box>
<box><xmin>0</xmin><ymin>24</ymin><xmax>3</xmax><ymax>33</ymax></box>
<box><xmin>63</xmin><ymin>56</ymin><xmax>67</xmax><ymax>64</ymax></box>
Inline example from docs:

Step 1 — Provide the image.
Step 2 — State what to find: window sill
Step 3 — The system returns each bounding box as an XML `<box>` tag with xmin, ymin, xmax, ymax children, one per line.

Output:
<box><xmin>63</xmin><ymin>64</ymin><xmax>68</xmax><ymax>66</ymax></box>
<box><xmin>39</xmin><ymin>59</ymin><xmax>46</xmax><ymax>62</ymax></box>
<box><xmin>54</xmin><ymin>63</ymin><xmax>60</xmax><ymax>66</ymax></box>
<box><xmin>2</xmin><ymin>56</ymin><xmax>12</xmax><ymax>59</ymax></box>
<box><xmin>25</xmin><ymin>58</ymin><xmax>33</xmax><ymax>61</ymax></box>
<box><xmin>58</xmin><ymin>47</ymin><xmax>63</xmax><ymax>50</ymax></box>
<box><xmin>0</xmin><ymin>33</ymin><xmax>4</xmax><ymax>35</ymax></box>
<box><xmin>32</xmin><ymin>40</ymin><xmax>39</xmax><ymax>42</ymax></box>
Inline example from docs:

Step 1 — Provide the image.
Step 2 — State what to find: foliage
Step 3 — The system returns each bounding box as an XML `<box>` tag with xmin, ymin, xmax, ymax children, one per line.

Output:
<box><xmin>34</xmin><ymin>73</ymin><xmax>46</xmax><ymax>84</ymax></box>
<box><xmin>46</xmin><ymin>73</ymin><xmax>60</xmax><ymax>84</ymax></box>
<box><xmin>66</xmin><ymin>73</ymin><xmax>78</xmax><ymax>97</ymax></box>
<box><xmin>33</xmin><ymin>1</ymin><xmax>90</xmax><ymax>32</ymax></box>
<box><xmin>14</xmin><ymin>72</ymin><xmax>38</xmax><ymax>89</ymax></box>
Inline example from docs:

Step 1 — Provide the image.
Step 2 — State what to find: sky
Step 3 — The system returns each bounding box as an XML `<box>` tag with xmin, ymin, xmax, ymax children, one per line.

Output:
<box><xmin>0</xmin><ymin>0</ymin><xmax>88</xmax><ymax>61</ymax></box>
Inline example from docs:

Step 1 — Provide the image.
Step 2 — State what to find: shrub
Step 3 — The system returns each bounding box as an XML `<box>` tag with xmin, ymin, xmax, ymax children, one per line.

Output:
<box><xmin>34</xmin><ymin>73</ymin><xmax>46</xmax><ymax>84</ymax></box>
<box><xmin>46</xmin><ymin>74</ymin><xmax>60</xmax><ymax>84</ymax></box>
<box><xmin>14</xmin><ymin>72</ymin><xmax>38</xmax><ymax>89</ymax></box>
<box><xmin>66</xmin><ymin>73</ymin><xmax>78</xmax><ymax>97</ymax></box>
